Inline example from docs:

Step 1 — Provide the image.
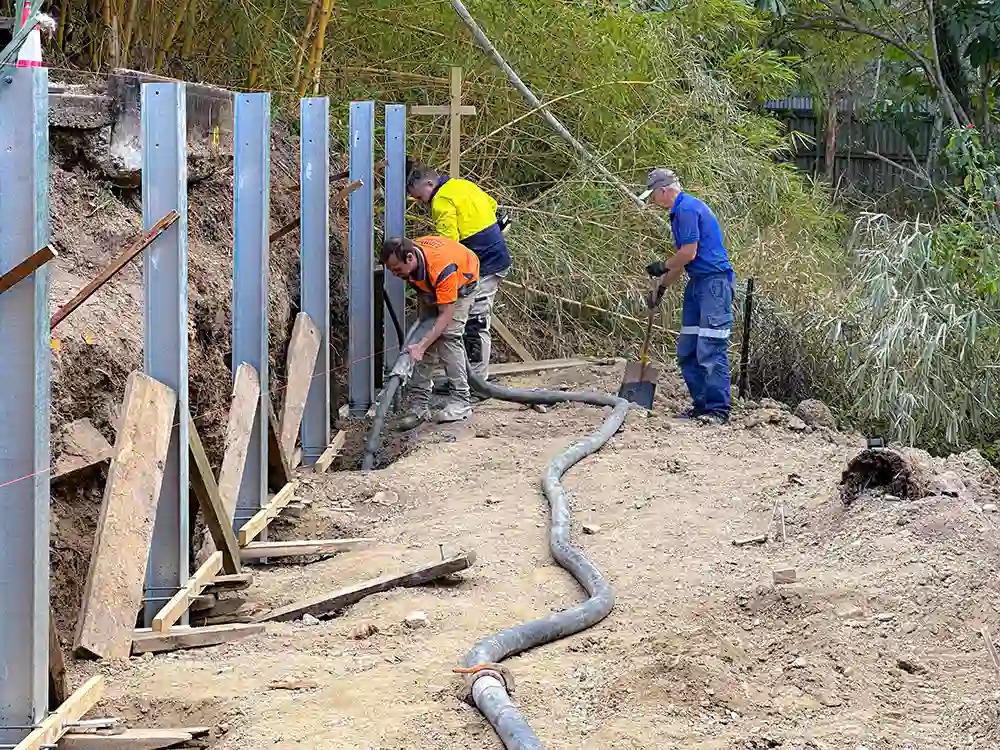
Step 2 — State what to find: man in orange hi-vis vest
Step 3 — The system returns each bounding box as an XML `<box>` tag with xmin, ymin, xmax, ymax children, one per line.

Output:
<box><xmin>380</xmin><ymin>235</ymin><xmax>480</xmax><ymax>427</ymax></box>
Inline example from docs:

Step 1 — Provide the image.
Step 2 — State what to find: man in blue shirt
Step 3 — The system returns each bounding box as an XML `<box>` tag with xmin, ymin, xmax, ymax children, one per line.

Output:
<box><xmin>639</xmin><ymin>168</ymin><xmax>735</xmax><ymax>423</ymax></box>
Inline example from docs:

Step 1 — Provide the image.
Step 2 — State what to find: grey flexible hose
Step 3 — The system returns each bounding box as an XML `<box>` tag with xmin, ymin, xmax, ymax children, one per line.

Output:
<box><xmin>461</xmin><ymin>374</ymin><xmax>630</xmax><ymax>749</ymax></box>
<box><xmin>361</xmin><ymin>320</ymin><xmax>631</xmax><ymax>747</ymax></box>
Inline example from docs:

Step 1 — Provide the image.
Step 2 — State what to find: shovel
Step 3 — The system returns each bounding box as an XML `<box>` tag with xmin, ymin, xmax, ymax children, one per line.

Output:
<box><xmin>617</xmin><ymin>278</ymin><xmax>661</xmax><ymax>409</ymax></box>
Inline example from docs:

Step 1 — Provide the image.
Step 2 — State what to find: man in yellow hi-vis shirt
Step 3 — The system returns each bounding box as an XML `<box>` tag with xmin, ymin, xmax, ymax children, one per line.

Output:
<box><xmin>407</xmin><ymin>163</ymin><xmax>512</xmax><ymax>383</ymax></box>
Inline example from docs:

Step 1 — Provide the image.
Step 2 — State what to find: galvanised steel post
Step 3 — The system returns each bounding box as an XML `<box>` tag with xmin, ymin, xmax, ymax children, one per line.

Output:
<box><xmin>141</xmin><ymin>82</ymin><xmax>190</xmax><ymax>627</ymax></box>
<box><xmin>232</xmin><ymin>93</ymin><xmax>271</xmax><ymax>536</ymax></box>
<box><xmin>299</xmin><ymin>97</ymin><xmax>331</xmax><ymax>465</ymax></box>
<box><xmin>0</xmin><ymin>64</ymin><xmax>51</xmax><ymax>745</ymax></box>
<box><xmin>383</xmin><ymin>104</ymin><xmax>407</xmax><ymax>371</ymax></box>
<box><xmin>347</xmin><ymin>101</ymin><xmax>375</xmax><ymax>416</ymax></box>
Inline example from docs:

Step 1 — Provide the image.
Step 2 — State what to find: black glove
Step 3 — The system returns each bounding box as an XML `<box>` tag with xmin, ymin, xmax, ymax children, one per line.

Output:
<box><xmin>647</xmin><ymin>284</ymin><xmax>666</xmax><ymax>310</ymax></box>
<box><xmin>646</xmin><ymin>260</ymin><xmax>667</xmax><ymax>278</ymax></box>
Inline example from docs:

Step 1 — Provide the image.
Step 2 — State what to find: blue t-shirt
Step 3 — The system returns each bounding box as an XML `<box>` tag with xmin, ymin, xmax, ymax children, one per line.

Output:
<box><xmin>670</xmin><ymin>192</ymin><xmax>733</xmax><ymax>279</ymax></box>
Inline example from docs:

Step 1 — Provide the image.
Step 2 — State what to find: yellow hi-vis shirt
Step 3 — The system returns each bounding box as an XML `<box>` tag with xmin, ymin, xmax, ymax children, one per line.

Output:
<box><xmin>429</xmin><ymin>177</ymin><xmax>511</xmax><ymax>276</ymax></box>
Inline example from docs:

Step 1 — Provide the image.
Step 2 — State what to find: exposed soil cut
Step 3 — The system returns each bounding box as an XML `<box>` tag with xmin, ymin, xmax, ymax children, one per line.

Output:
<box><xmin>46</xmin><ymin>104</ymin><xmax>350</xmax><ymax>640</ymax></box>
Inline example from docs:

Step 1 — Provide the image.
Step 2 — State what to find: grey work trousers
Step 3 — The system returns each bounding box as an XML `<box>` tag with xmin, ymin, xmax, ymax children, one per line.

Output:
<box><xmin>409</xmin><ymin>286</ymin><xmax>476</xmax><ymax>408</ymax></box>
<box><xmin>465</xmin><ymin>267</ymin><xmax>508</xmax><ymax>380</ymax></box>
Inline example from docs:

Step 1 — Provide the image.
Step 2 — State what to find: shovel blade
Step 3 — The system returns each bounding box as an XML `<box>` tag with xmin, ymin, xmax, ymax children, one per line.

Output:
<box><xmin>618</xmin><ymin>361</ymin><xmax>660</xmax><ymax>409</ymax></box>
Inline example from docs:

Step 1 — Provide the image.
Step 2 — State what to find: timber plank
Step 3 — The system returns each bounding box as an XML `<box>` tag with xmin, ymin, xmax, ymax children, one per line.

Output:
<box><xmin>58</xmin><ymin>729</ymin><xmax>193</xmax><ymax>750</ymax></box>
<box><xmin>13</xmin><ymin>676</ymin><xmax>104</xmax><ymax>750</ymax></box>
<box><xmin>239</xmin><ymin>537</ymin><xmax>375</xmax><ymax>561</ymax></box>
<box><xmin>491</xmin><ymin>317</ymin><xmax>534</xmax><ymax>362</ymax></box>
<box><xmin>217</xmin><ymin>363</ymin><xmax>260</xmax><ymax>519</ymax></box>
<box><xmin>130</xmin><ymin>623</ymin><xmax>265</xmax><ymax>655</ymax></box>
<box><xmin>256</xmin><ymin>552</ymin><xmax>477</xmax><ymax>622</ymax></box>
<box><xmin>279</xmin><ymin>312</ymin><xmax>321</xmax><ymax>461</ymax></box>
<box><xmin>151</xmin><ymin>552</ymin><xmax>224</xmax><ymax>633</ymax></box>
<box><xmin>73</xmin><ymin>372</ymin><xmax>176</xmax><ymax>659</ymax></box>
<box><xmin>237</xmin><ymin>482</ymin><xmax>297</xmax><ymax>546</ymax></box>
<box><xmin>187</xmin><ymin>415</ymin><xmax>241</xmax><ymax>574</ymax></box>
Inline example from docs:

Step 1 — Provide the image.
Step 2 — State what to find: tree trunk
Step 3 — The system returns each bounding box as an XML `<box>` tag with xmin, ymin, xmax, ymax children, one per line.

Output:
<box><xmin>291</xmin><ymin>0</ymin><xmax>320</xmax><ymax>94</ymax></box>
<box><xmin>824</xmin><ymin>92</ymin><xmax>840</xmax><ymax>182</ymax></box>
<box><xmin>302</xmin><ymin>0</ymin><xmax>334</xmax><ymax>97</ymax></box>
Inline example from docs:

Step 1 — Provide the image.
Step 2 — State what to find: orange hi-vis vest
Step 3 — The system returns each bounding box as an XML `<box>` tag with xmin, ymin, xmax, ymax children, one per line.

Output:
<box><xmin>410</xmin><ymin>235</ymin><xmax>480</xmax><ymax>305</ymax></box>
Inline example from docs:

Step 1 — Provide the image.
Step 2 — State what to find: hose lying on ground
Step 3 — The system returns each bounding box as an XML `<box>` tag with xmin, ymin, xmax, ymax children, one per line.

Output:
<box><xmin>362</xmin><ymin>319</ymin><xmax>632</xmax><ymax>748</ymax></box>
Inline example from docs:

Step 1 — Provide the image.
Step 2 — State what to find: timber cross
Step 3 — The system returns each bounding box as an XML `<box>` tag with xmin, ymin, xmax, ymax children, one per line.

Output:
<box><xmin>409</xmin><ymin>66</ymin><xmax>477</xmax><ymax>178</ymax></box>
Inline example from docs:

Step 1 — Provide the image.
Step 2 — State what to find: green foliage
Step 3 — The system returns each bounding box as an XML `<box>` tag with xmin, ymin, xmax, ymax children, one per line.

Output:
<box><xmin>829</xmin><ymin>213</ymin><xmax>1000</xmax><ymax>448</ymax></box>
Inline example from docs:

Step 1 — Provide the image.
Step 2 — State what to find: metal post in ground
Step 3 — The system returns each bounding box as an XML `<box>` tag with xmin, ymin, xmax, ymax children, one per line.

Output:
<box><xmin>383</xmin><ymin>104</ymin><xmax>407</xmax><ymax>371</ymax></box>
<box><xmin>141</xmin><ymin>82</ymin><xmax>190</xmax><ymax>627</ymax></box>
<box><xmin>299</xmin><ymin>96</ymin><xmax>331</xmax><ymax>465</ymax></box>
<box><xmin>0</xmin><ymin>65</ymin><xmax>50</xmax><ymax>745</ymax></box>
<box><xmin>348</xmin><ymin>101</ymin><xmax>375</xmax><ymax>416</ymax></box>
<box><xmin>738</xmin><ymin>277</ymin><xmax>755</xmax><ymax>400</ymax></box>
<box><xmin>232</xmin><ymin>93</ymin><xmax>270</xmax><ymax>535</ymax></box>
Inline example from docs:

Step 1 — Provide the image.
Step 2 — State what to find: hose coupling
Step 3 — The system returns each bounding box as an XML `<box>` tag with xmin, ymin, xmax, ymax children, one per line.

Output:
<box><xmin>452</xmin><ymin>662</ymin><xmax>515</xmax><ymax>704</ymax></box>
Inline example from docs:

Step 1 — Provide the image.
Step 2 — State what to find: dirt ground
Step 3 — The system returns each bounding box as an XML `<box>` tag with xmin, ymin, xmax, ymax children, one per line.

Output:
<box><xmin>65</xmin><ymin>362</ymin><xmax>1000</xmax><ymax>750</ymax></box>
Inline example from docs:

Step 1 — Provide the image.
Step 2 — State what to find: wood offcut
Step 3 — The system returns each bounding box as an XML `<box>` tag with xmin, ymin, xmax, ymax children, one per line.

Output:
<box><xmin>239</xmin><ymin>537</ymin><xmax>375</xmax><ymax>561</ymax></box>
<box><xmin>73</xmin><ymin>372</ymin><xmax>177</xmax><ymax>660</ymax></box>
<box><xmin>131</xmin><ymin>623</ymin><xmax>265</xmax><ymax>655</ymax></box>
<box><xmin>237</xmin><ymin>481</ymin><xmax>297</xmax><ymax>546</ymax></box>
<box><xmin>257</xmin><ymin>551</ymin><xmax>477</xmax><ymax>622</ymax></box>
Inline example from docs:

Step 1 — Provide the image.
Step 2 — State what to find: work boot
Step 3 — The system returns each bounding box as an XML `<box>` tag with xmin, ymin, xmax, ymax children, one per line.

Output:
<box><xmin>697</xmin><ymin>412</ymin><xmax>729</xmax><ymax>426</ymax></box>
<box><xmin>396</xmin><ymin>407</ymin><xmax>430</xmax><ymax>431</ymax></box>
<box><xmin>432</xmin><ymin>400</ymin><xmax>472</xmax><ymax>423</ymax></box>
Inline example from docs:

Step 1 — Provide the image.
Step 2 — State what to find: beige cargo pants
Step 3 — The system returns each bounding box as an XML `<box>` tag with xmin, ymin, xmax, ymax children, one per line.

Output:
<box><xmin>465</xmin><ymin>267</ymin><xmax>508</xmax><ymax>380</ymax></box>
<box><xmin>409</xmin><ymin>286</ymin><xmax>476</xmax><ymax>414</ymax></box>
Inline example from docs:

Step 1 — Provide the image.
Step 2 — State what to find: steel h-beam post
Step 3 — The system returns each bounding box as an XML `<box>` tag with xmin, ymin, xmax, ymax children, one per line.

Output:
<box><xmin>383</xmin><ymin>104</ymin><xmax>407</xmax><ymax>368</ymax></box>
<box><xmin>299</xmin><ymin>97</ymin><xmax>330</xmax><ymax>464</ymax></box>
<box><xmin>232</xmin><ymin>93</ymin><xmax>270</xmax><ymax>532</ymax></box>
<box><xmin>141</xmin><ymin>82</ymin><xmax>190</xmax><ymax>626</ymax></box>
<box><xmin>348</xmin><ymin>101</ymin><xmax>375</xmax><ymax>416</ymax></box>
<box><xmin>0</xmin><ymin>65</ymin><xmax>50</xmax><ymax>745</ymax></box>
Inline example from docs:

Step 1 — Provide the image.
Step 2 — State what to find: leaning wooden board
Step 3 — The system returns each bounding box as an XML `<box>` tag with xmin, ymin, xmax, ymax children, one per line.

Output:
<box><xmin>73</xmin><ymin>372</ymin><xmax>177</xmax><ymax>659</ymax></box>
<box><xmin>279</xmin><ymin>312</ymin><xmax>321</xmax><ymax>461</ymax></box>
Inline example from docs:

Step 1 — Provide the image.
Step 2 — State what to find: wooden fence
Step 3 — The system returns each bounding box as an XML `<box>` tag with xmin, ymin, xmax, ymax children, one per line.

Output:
<box><xmin>766</xmin><ymin>98</ymin><xmax>934</xmax><ymax>197</ymax></box>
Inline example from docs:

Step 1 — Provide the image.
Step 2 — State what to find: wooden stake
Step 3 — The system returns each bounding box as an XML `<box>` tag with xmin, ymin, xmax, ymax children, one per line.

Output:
<box><xmin>0</xmin><ymin>244</ymin><xmax>55</xmax><ymax>296</ymax></box>
<box><xmin>982</xmin><ymin>627</ymin><xmax>1000</xmax><ymax>683</ymax></box>
<box><xmin>50</xmin><ymin>212</ymin><xmax>179</xmax><ymax>330</ymax></box>
<box><xmin>490</xmin><ymin>317</ymin><xmax>533</xmax><ymax>362</ymax></box>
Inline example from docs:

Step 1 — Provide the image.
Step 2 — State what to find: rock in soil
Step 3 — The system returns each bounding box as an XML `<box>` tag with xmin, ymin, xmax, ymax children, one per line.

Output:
<box><xmin>794</xmin><ymin>398</ymin><xmax>836</xmax><ymax>429</ymax></box>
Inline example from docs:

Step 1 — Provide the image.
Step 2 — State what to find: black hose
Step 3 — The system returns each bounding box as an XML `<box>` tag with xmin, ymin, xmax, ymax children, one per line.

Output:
<box><xmin>461</xmin><ymin>374</ymin><xmax>629</xmax><ymax>749</ymax></box>
<box><xmin>384</xmin><ymin>285</ymin><xmax>404</xmax><ymax>347</ymax></box>
<box><xmin>361</xmin><ymin>322</ymin><xmax>632</xmax><ymax>747</ymax></box>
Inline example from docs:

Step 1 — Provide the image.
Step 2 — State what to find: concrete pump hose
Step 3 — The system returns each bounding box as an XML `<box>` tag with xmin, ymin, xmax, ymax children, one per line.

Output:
<box><xmin>462</xmin><ymin>373</ymin><xmax>630</xmax><ymax>749</ymax></box>
<box><xmin>360</xmin><ymin>317</ymin><xmax>631</xmax><ymax>748</ymax></box>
